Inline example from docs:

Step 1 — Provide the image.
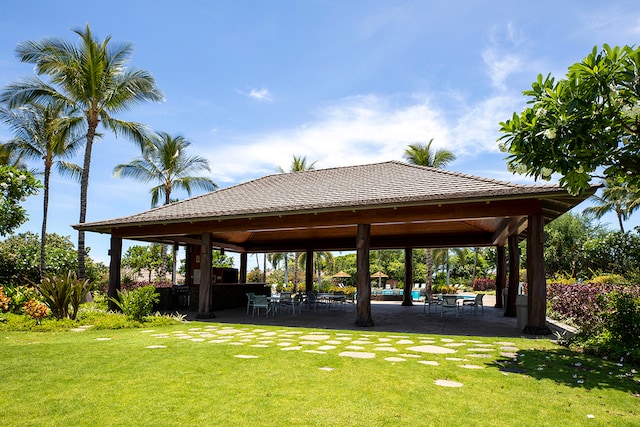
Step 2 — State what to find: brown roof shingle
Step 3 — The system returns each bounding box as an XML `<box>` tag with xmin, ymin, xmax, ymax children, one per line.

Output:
<box><xmin>75</xmin><ymin>161</ymin><xmax>563</xmax><ymax>229</ymax></box>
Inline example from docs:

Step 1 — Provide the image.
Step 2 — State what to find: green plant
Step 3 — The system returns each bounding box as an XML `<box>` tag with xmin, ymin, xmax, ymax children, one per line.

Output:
<box><xmin>2</xmin><ymin>285</ymin><xmax>40</xmax><ymax>313</ymax></box>
<box><xmin>0</xmin><ymin>286</ymin><xmax>9</xmax><ymax>311</ymax></box>
<box><xmin>23</xmin><ymin>299</ymin><xmax>49</xmax><ymax>323</ymax></box>
<box><xmin>110</xmin><ymin>285</ymin><xmax>159</xmax><ymax>322</ymax></box>
<box><xmin>36</xmin><ymin>272</ymin><xmax>91</xmax><ymax>320</ymax></box>
<box><xmin>589</xmin><ymin>274</ymin><xmax>628</xmax><ymax>285</ymax></box>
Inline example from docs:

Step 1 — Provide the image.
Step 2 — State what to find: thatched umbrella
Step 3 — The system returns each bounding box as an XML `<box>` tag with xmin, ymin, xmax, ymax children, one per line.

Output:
<box><xmin>371</xmin><ymin>271</ymin><xmax>388</xmax><ymax>288</ymax></box>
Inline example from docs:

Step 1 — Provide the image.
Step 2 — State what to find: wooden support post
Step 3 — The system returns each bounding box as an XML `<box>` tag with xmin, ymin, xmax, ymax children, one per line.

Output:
<box><xmin>504</xmin><ymin>234</ymin><xmax>519</xmax><ymax>317</ymax></box>
<box><xmin>495</xmin><ymin>245</ymin><xmax>506</xmax><ymax>308</ymax></box>
<box><xmin>402</xmin><ymin>248</ymin><xmax>414</xmax><ymax>306</ymax></box>
<box><xmin>305</xmin><ymin>249</ymin><xmax>314</xmax><ymax>293</ymax></box>
<box><xmin>524</xmin><ymin>214</ymin><xmax>551</xmax><ymax>334</ymax></box>
<box><xmin>239</xmin><ymin>252</ymin><xmax>247</xmax><ymax>284</ymax></box>
<box><xmin>107</xmin><ymin>236</ymin><xmax>122</xmax><ymax>312</ymax></box>
<box><xmin>355</xmin><ymin>223</ymin><xmax>374</xmax><ymax>326</ymax></box>
<box><xmin>197</xmin><ymin>232</ymin><xmax>215</xmax><ymax>318</ymax></box>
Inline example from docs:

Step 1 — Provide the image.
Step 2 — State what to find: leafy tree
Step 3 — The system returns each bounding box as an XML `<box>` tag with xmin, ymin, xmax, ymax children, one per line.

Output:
<box><xmin>1</xmin><ymin>101</ymin><xmax>82</xmax><ymax>277</ymax></box>
<box><xmin>0</xmin><ymin>232</ymin><xmax>105</xmax><ymax>286</ymax></box>
<box><xmin>122</xmin><ymin>244</ymin><xmax>166</xmax><ymax>282</ymax></box>
<box><xmin>212</xmin><ymin>250</ymin><xmax>235</xmax><ymax>268</ymax></box>
<box><xmin>499</xmin><ymin>44</ymin><xmax>640</xmax><ymax>195</ymax></box>
<box><xmin>0</xmin><ymin>166</ymin><xmax>41</xmax><ymax>236</ymax></box>
<box><xmin>582</xmin><ymin>230</ymin><xmax>640</xmax><ymax>278</ymax></box>
<box><xmin>403</xmin><ymin>139</ymin><xmax>456</xmax><ymax>292</ymax></box>
<box><xmin>1</xmin><ymin>24</ymin><xmax>164</xmax><ymax>278</ymax></box>
<box><xmin>583</xmin><ymin>178</ymin><xmax>639</xmax><ymax>232</ymax></box>
<box><xmin>544</xmin><ymin>212</ymin><xmax>603</xmax><ymax>280</ymax></box>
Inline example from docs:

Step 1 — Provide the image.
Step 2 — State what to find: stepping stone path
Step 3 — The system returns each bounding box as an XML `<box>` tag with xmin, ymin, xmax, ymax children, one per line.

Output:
<box><xmin>112</xmin><ymin>325</ymin><xmax>519</xmax><ymax>387</ymax></box>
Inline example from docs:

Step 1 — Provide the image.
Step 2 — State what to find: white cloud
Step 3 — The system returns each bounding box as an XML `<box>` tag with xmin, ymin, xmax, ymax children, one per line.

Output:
<box><xmin>239</xmin><ymin>87</ymin><xmax>273</xmax><ymax>102</ymax></box>
<box><xmin>204</xmin><ymin>90</ymin><xmax>520</xmax><ymax>186</ymax></box>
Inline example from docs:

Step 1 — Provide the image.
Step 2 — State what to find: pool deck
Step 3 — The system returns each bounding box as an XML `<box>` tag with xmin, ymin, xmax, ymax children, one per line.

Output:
<box><xmin>177</xmin><ymin>294</ymin><xmax>556</xmax><ymax>340</ymax></box>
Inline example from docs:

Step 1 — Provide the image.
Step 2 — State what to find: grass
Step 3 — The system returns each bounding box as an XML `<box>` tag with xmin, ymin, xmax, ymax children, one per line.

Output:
<box><xmin>1</xmin><ymin>321</ymin><xmax>639</xmax><ymax>426</ymax></box>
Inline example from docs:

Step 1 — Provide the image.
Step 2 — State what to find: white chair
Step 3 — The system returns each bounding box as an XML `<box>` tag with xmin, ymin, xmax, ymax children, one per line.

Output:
<box><xmin>463</xmin><ymin>294</ymin><xmax>484</xmax><ymax>315</ymax></box>
<box><xmin>245</xmin><ymin>292</ymin><xmax>256</xmax><ymax>314</ymax></box>
<box><xmin>279</xmin><ymin>292</ymin><xmax>299</xmax><ymax>315</ymax></box>
<box><xmin>423</xmin><ymin>293</ymin><xmax>441</xmax><ymax>315</ymax></box>
<box><xmin>252</xmin><ymin>295</ymin><xmax>271</xmax><ymax>316</ymax></box>
<box><xmin>440</xmin><ymin>294</ymin><xmax>460</xmax><ymax>317</ymax></box>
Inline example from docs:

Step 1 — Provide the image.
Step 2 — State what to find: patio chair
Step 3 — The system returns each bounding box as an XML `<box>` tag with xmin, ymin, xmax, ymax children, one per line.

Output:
<box><xmin>279</xmin><ymin>292</ymin><xmax>298</xmax><ymax>315</ymax></box>
<box><xmin>463</xmin><ymin>294</ymin><xmax>484</xmax><ymax>315</ymax></box>
<box><xmin>252</xmin><ymin>295</ymin><xmax>271</xmax><ymax>316</ymax></box>
<box><xmin>440</xmin><ymin>294</ymin><xmax>460</xmax><ymax>317</ymax></box>
<box><xmin>304</xmin><ymin>292</ymin><xmax>318</xmax><ymax>311</ymax></box>
<box><xmin>423</xmin><ymin>292</ymin><xmax>441</xmax><ymax>315</ymax></box>
<box><xmin>245</xmin><ymin>292</ymin><xmax>256</xmax><ymax>314</ymax></box>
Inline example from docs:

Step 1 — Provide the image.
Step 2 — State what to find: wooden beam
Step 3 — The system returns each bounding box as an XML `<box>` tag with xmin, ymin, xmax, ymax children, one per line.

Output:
<box><xmin>305</xmin><ymin>249</ymin><xmax>313</xmax><ymax>293</ymax></box>
<box><xmin>491</xmin><ymin>216</ymin><xmax>527</xmax><ymax>245</ymax></box>
<box><xmin>505</xmin><ymin>234</ymin><xmax>519</xmax><ymax>317</ymax></box>
<box><xmin>355</xmin><ymin>224</ymin><xmax>373</xmax><ymax>326</ymax></box>
<box><xmin>524</xmin><ymin>214</ymin><xmax>551</xmax><ymax>334</ymax></box>
<box><xmin>495</xmin><ymin>245</ymin><xmax>506</xmax><ymax>308</ymax></box>
<box><xmin>402</xmin><ymin>248</ymin><xmax>414</xmax><ymax>306</ymax></box>
<box><xmin>197</xmin><ymin>232</ymin><xmax>214</xmax><ymax>318</ymax></box>
<box><xmin>107</xmin><ymin>236</ymin><xmax>122</xmax><ymax>312</ymax></box>
<box><xmin>109</xmin><ymin>199</ymin><xmax>544</xmax><ymax>238</ymax></box>
<box><xmin>239</xmin><ymin>253</ymin><xmax>247</xmax><ymax>284</ymax></box>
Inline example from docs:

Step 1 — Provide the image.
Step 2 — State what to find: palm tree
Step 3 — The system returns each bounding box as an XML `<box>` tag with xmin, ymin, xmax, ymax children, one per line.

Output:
<box><xmin>403</xmin><ymin>139</ymin><xmax>456</xmax><ymax>293</ymax></box>
<box><xmin>114</xmin><ymin>132</ymin><xmax>217</xmax><ymax>282</ymax></box>
<box><xmin>583</xmin><ymin>179</ymin><xmax>640</xmax><ymax>232</ymax></box>
<box><xmin>0</xmin><ymin>24</ymin><xmax>164</xmax><ymax>278</ymax></box>
<box><xmin>0</xmin><ymin>101</ymin><xmax>83</xmax><ymax>278</ymax></box>
<box><xmin>278</xmin><ymin>155</ymin><xmax>317</xmax><ymax>291</ymax></box>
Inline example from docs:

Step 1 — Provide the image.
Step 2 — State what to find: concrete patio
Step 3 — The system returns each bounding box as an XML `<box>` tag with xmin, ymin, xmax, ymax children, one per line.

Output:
<box><xmin>177</xmin><ymin>295</ymin><xmax>551</xmax><ymax>339</ymax></box>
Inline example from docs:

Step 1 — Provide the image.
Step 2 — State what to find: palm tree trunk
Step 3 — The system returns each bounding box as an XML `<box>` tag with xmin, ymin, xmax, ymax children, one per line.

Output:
<box><xmin>40</xmin><ymin>164</ymin><xmax>52</xmax><ymax>280</ymax></box>
<box><xmin>425</xmin><ymin>248</ymin><xmax>432</xmax><ymax>294</ymax></box>
<box><xmin>78</xmin><ymin>122</ymin><xmax>98</xmax><ymax>280</ymax></box>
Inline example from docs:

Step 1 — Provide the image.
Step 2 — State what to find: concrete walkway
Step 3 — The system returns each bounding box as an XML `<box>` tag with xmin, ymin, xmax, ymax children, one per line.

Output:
<box><xmin>180</xmin><ymin>295</ymin><xmax>543</xmax><ymax>339</ymax></box>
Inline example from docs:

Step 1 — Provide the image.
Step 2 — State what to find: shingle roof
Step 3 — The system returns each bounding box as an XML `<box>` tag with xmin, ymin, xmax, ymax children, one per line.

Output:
<box><xmin>75</xmin><ymin>161</ymin><xmax>563</xmax><ymax>229</ymax></box>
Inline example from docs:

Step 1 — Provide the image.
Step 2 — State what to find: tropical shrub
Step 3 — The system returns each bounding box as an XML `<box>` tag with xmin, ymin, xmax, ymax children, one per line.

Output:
<box><xmin>2</xmin><ymin>285</ymin><xmax>40</xmax><ymax>313</ymax></box>
<box><xmin>0</xmin><ymin>286</ymin><xmax>9</xmax><ymax>311</ymax></box>
<box><xmin>23</xmin><ymin>299</ymin><xmax>49</xmax><ymax>323</ymax></box>
<box><xmin>471</xmin><ymin>278</ymin><xmax>495</xmax><ymax>291</ymax></box>
<box><xmin>111</xmin><ymin>285</ymin><xmax>159</xmax><ymax>322</ymax></box>
<box><xmin>547</xmin><ymin>282</ymin><xmax>640</xmax><ymax>363</ymax></box>
<box><xmin>36</xmin><ymin>272</ymin><xmax>91</xmax><ymax>320</ymax></box>
<box><xmin>589</xmin><ymin>274</ymin><xmax>628</xmax><ymax>285</ymax></box>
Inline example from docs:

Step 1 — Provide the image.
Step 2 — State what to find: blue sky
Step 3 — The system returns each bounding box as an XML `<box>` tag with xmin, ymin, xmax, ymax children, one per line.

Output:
<box><xmin>1</xmin><ymin>1</ymin><xmax>639</xmax><ymax>266</ymax></box>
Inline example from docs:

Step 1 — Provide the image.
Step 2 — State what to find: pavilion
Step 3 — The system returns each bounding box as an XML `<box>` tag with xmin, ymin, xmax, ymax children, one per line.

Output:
<box><xmin>74</xmin><ymin>161</ymin><xmax>597</xmax><ymax>334</ymax></box>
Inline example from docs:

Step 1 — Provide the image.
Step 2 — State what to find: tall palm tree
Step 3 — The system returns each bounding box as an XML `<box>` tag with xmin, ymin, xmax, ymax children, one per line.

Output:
<box><xmin>0</xmin><ymin>101</ymin><xmax>83</xmax><ymax>278</ymax></box>
<box><xmin>278</xmin><ymin>155</ymin><xmax>317</xmax><ymax>291</ymax></box>
<box><xmin>403</xmin><ymin>139</ymin><xmax>456</xmax><ymax>293</ymax></box>
<box><xmin>0</xmin><ymin>24</ymin><xmax>164</xmax><ymax>278</ymax></box>
<box><xmin>584</xmin><ymin>179</ymin><xmax>640</xmax><ymax>232</ymax></box>
<box><xmin>114</xmin><ymin>132</ymin><xmax>217</xmax><ymax>282</ymax></box>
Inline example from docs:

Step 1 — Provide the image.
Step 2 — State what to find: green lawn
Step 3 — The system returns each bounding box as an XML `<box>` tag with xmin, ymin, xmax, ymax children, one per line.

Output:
<box><xmin>1</xmin><ymin>323</ymin><xmax>638</xmax><ymax>426</ymax></box>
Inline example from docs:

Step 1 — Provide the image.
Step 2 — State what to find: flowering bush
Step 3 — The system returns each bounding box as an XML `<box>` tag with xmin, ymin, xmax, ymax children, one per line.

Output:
<box><xmin>23</xmin><ymin>299</ymin><xmax>49</xmax><ymax>323</ymax></box>
<box><xmin>471</xmin><ymin>278</ymin><xmax>495</xmax><ymax>291</ymax></box>
<box><xmin>547</xmin><ymin>282</ymin><xmax>640</xmax><ymax>363</ymax></box>
<box><xmin>0</xmin><ymin>286</ymin><xmax>10</xmax><ymax>311</ymax></box>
